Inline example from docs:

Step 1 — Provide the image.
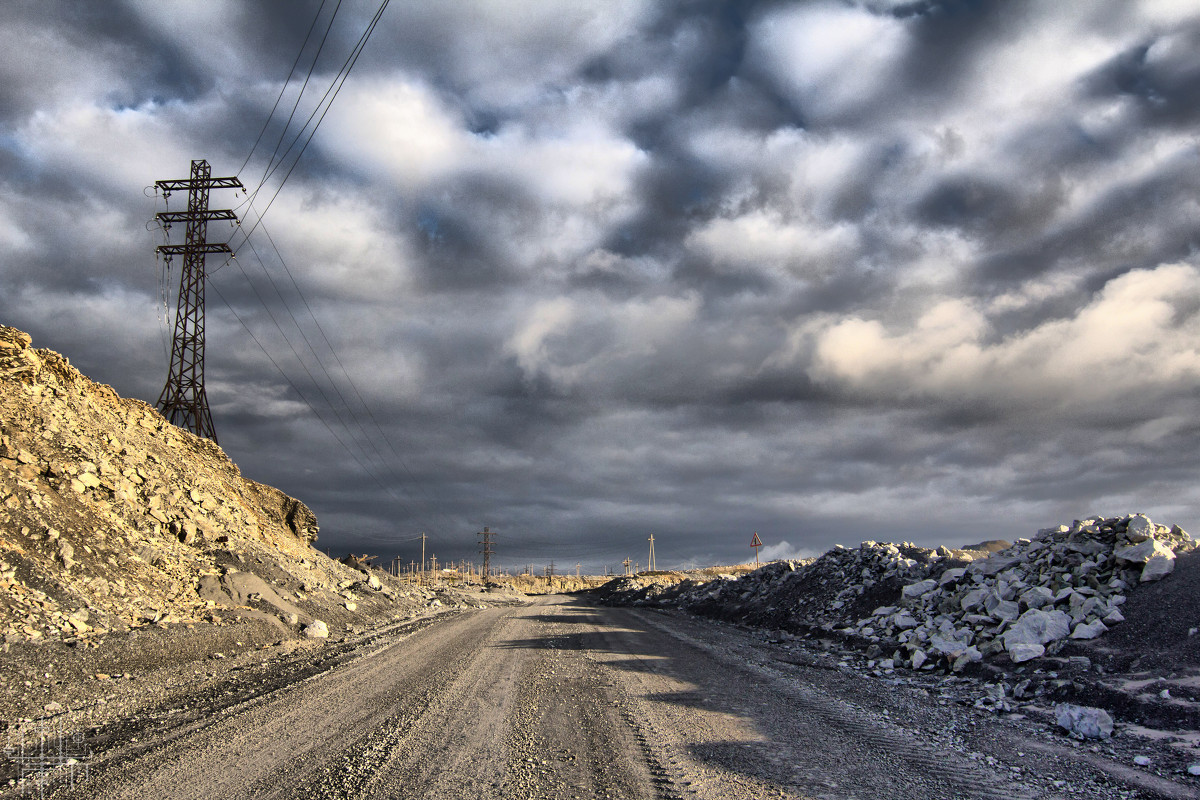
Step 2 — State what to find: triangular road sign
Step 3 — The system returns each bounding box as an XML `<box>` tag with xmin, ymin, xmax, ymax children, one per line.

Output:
<box><xmin>750</xmin><ymin>532</ymin><xmax>762</xmax><ymax>548</ymax></box>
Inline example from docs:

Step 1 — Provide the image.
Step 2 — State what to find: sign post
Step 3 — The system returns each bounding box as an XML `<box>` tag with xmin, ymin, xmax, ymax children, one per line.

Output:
<box><xmin>750</xmin><ymin>531</ymin><xmax>763</xmax><ymax>566</ymax></box>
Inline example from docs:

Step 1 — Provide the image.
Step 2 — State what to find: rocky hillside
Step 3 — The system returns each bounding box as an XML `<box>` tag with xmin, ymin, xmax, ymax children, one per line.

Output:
<box><xmin>0</xmin><ymin>324</ymin><xmax>417</xmax><ymax>651</ymax></box>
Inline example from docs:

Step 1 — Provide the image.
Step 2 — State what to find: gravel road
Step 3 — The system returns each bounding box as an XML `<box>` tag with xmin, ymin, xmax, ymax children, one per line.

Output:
<box><xmin>32</xmin><ymin>595</ymin><xmax>1193</xmax><ymax>799</ymax></box>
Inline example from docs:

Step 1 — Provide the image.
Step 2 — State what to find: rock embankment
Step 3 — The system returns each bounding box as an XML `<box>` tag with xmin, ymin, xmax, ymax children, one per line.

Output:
<box><xmin>598</xmin><ymin>514</ymin><xmax>1195</xmax><ymax>674</ymax></box>
<box><xmin>0</xmin><ymin>324</ymin><xmax>411</xmax><ymax>650</ymax></box>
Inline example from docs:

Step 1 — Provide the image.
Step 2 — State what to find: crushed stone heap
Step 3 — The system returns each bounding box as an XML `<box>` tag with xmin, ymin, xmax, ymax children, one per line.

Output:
<box><xmin>598</xmin><ymin>514</ymin><xmax>1194</xmax><ymax>673</ymax></box>
<box><xmin>0</xmin><ymin>324</ymin><xmax>399</xmax><ymax>646</ymax></box>
<box><xmin>870</xmin><ymin>514</ymin><xmax>1191</xmax><ymax>671</ymax></box>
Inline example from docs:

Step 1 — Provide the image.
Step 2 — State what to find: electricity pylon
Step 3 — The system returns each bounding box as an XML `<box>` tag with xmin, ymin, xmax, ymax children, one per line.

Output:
<box><xmin>154</xmin><ymin>159</ymin><xmax>243</xmax><ymax>442</ymax></box>
<box><xmin>478</xmin><ymin>526</ymin><xmax>496</xmax><ymax>581</ymax></box>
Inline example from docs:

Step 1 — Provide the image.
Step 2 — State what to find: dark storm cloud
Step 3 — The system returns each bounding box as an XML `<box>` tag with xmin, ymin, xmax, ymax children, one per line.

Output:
<box><xmin>4</xmin><ymin>1</ymin><xmax>1200</xmax><ymax>570</ymax></box>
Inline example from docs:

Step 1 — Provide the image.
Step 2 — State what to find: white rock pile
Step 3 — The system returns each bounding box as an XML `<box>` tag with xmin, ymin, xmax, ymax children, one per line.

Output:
<box><xmin>599</xmin><ymin>514</ymin><xmax>1193</xmax><ymax>672</ymax></box>
<box><xmin>869</xmin><ymin>514</ymin><xmax>1191</xmax><ymax>671</ymax></box>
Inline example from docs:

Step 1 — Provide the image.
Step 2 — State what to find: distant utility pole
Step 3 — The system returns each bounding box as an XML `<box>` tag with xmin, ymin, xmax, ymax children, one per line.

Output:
<box><xmin>478</xmin><ymin>526</ymin><xmax>496</xmax><ymax>583</ymax></box>
<box><xmin>623</xmin><ymin>558</ymin><xmax>631</xmax><ymax>576</ymax></box>
<box><xmin>420</xmin><ymin>532</ymin><xmax>427</xmax><ymax>587</ymax></box>
<box><xmin>153</xmin><ymin>159</ymin><xmax>243</xmax><ymax>443</ymax></box>
<box><xmin>575</xmin><ymin>563</ymin><xmax>581</xmax><ymax>580</ymax></box>
<box><xmin>647</xmin><ymin>534</ymin><xmax>656</xmax><ymax>572</ymax></box>
<box><xmin>548</xmin><ymin>560</ymin><xmax>555</xmax><ymax>579</ymax></box>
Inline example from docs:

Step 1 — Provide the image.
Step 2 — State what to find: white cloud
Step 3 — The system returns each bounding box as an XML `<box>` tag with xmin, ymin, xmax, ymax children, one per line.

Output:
<box><xmin>748</xmin><ymin>2</ymin><xmax>909</xmax><ymax>124</ymax></box>
<box><xmin>390</xmin><ymin>0</ymin><xmax>655</xmax><ymax>109</ymax></box>
<box><xmin>686</xmin><ymin>209</ymin><xmax>859</xmax><ymax>281</ymax></box>
<box><xmin>507</xmin><ymin>297</ymin><xmax>577</xmax><ymax>379</ymax></box>
<box><xmin>18</xmin><ymin>102</ymin><xmax>195</xmax><ymax>193</ymax></box>
<box><xmin>506</xmin><ymin>292</ymin><xmax>700</xmax><ymax>389</ymax></box>
<box><xmin>246</xmin><ymin>185</ymin><xmax>416</xmax><ymax>301</ymax></box>
<box><xmin>804</xmin><ymin>262</ymin><xmax>1200</xmax><ymax>410</ymax></box>
<box><xmin>319</xmin><ymin>77</ymin><xmax>468</xmax><ymax>189</ymax></box>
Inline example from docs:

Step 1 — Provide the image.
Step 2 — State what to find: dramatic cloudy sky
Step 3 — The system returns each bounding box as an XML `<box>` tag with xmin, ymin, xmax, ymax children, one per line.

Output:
<box><xmin>3</xmin><ymin>1</ymin><xmax>1200</xmax><ymax>573</ymax></box>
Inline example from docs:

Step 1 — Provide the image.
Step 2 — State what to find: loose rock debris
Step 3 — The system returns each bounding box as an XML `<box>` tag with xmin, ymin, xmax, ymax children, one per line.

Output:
<box><xmin>596</xmin><ymin>515</ymin><xmax>1200</xmax><ymax>782</ymax></box>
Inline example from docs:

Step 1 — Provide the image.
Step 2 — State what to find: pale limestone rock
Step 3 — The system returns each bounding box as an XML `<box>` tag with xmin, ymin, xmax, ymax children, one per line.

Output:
<box><xmin>1070</xmin><ymin>619</ymin><xmax>1107</xmax><ymax>639</ymax></box>
<box><xmin>1140</xmin><ymin>553</ymin><xmax>1175</xmax><ymax>582</ymax></box>
<box><xmin>1114</xmin><ymin>538</ymin><xmax>1173</xmax><ymax>565</ymax></box>
<box><xmin>1008</xmin><ymin>642</ymin><xmax>1045</xmax><ymax>663</ymax></box>
<box><xmin>992</xmin><ymin>599</ymin><xmax>1020</xmax><ymax>622</ymax></box>
<box><xmin>1004</xmin><ymin>608</ymin><xmax>1072</xmax><ymax>650</ymax></box>
<box><xmin>1055</xmin><ymin>704</ymin><xmax>1113</xmax><ymax>739</ymax></box>
<box><xmin>960</xmin><ymin>587</ymin><xmax>989</xmax><ymax>612</ymax></box>
<box><xmin>902</xmin><ymin>579</ymin><xmax>937</xmax><ymax>599</ymax></box>
<box><xmin>938</xmin><ymin>568</ymin><xmax>966</xmax><ymax>586</ymax></box>
<box><xmin>303</xmin><ymin>620</ymin><xmax>329</xmax><ymax>638</ymax></box>
<box><xmin>1124</xmin><ymin>514</ymin><xmax>1155</xmax><ymax>542</ymax></box>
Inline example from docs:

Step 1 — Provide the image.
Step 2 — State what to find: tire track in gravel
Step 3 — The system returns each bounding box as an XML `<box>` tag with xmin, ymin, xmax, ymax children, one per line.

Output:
<box><xmin>60</xmin><ymin>609</ymin><xmax>497</xmax><ymax>800</ymax></box>
<box><xmin>290</xmin><ymin>598</ymin><xmax>664</xmax><ymax>800</ymax></box>
<box><xmin>590</xmin><ymin>605</ymin><xmax>1048</xmax><ymax>800</ymax></box>
<box><xmin>500</xmin><ymin>602</ymin><xmax>661</xmax><ymax>800</ymax></box>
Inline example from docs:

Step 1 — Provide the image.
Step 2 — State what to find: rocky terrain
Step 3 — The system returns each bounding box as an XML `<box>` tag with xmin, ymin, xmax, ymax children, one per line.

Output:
<box><xmin>7</xmin><ymin>321</ymin><xmax>1200</xmax><ymax>795</ymax></box>
<box><xmin>0</xmin><ymin>324</ymin><xmax>488</xmax><ymax>790</ymax></box>
<box><xmin>596</xmin><ymin>516</ymin><xmax>1200</xmax><ymax>782</ymax></box>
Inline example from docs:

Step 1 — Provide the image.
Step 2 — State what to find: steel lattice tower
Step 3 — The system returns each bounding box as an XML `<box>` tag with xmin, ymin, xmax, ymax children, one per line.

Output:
<box><xmin>154</xmin><ymin>160</ymin><xmax>243</xmax><ymax>442</ymax></box>
<box><xmin>478</xmin><ymin>526</ymin><xmax>496</xmax><ymax>581</ymax></box>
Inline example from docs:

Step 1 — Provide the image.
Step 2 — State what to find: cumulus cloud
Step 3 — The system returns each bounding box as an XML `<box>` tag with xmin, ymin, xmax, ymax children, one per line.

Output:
<box><xmin>805</xmin><ymin>262</ymin><xmax>1200</xmax><ymax>412</ymax></box>
<box><xmin>748</xmin><ymin>2</ymin><xmax>910</xmax><ymax>125</ymax></box>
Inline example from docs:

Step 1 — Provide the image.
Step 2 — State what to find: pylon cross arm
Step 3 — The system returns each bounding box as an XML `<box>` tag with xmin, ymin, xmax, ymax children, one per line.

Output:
<box><xmin>156</xmin><ymin>176</ymin><xmax>243</xmax><ymax>192</ymax></box>
<box><xmin>157</xmin><ymin>243</ymin><xmax>232</xmax><ymax>256</ymax></box>
<box><xmin>157</xmin><ymin>210</ymin><xmax>239</xmax><ymax>224</ymax></box>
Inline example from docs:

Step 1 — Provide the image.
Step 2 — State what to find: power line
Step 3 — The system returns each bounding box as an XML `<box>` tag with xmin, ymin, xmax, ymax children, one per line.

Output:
<box><xmin>226</xmin><ymin>211</ymin><xmax>467</xmax><ymax>536</ymax></box>
<box><xmin>208</xmin><ymin>278</ymin><xmax>419</xmax><ymax>518</ymax></box>
<box><xmin>233</xmin><ymin>0</ymin><xmax>391</xmax><ymax>245</ymax></box>
<box><xmin>234</xmin><ymin>234</ymin><xmax>459</xmax><ymax>533</ymax></box>
<box><xmin>237</xmin><ymin>0</ymin><xmax>333</xmax><ymax>176</ymax></box>
<box><xmin>244</xmin><ymin>0</ymin><xmax>345</xmax><ymax>201</ymax></box>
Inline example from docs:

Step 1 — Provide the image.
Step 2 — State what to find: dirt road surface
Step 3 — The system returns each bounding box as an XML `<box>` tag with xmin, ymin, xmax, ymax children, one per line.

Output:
<box><xmin>32</xmin><ymin>596</ymin><xmax>1194</xmax><ymax>799</ymax></box>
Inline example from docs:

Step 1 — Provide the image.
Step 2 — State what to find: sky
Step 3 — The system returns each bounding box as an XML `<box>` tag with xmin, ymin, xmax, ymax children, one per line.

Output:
<box><xmin>3</xmin><ymin>1</ymin><xmax>1200</xmax><ymax>574</ymax></box>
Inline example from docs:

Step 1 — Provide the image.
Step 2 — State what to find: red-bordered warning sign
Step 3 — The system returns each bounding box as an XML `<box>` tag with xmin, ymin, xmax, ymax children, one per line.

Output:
<box><xmin>750</xmin><ymin>532</ymin><xmax>762</xmax><ymax>548</ymax></box>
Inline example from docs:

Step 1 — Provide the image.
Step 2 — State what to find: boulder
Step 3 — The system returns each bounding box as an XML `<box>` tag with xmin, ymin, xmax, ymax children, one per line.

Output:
<box><xmin>1008</xmin><ymin>642</ymin><xmax>1045</xmax><ymax>663</ymax></box>
<box><xmin>901</xmin><ymin>579</ymin><xmax>938</xmax><ymax>599</ymax></box>
<box><xmin>960</xmin><ymin>588</ymin><xmax>990</xmax><ymax>612</ymax></box>
<box><xmin>1114</xmin><ymin>538</ymin><xmax>1173</xmax><ymax>565</ymax></box>
<box><xmin>1070</xmin><ymin>620</ymin><xmax>1107</xmax><ymax>640</ymax></box>
<box><xmin>992</xmin><ymin>599</ymin><xmax>1020</xmax><ymax>622</ymax></box>
<box><xmin>1055</xmin><ymin>703</ymin><xmax>1113</xmax><ymax>739</ymax></box>
<box><xmin>929</xmin><ymin>634</ymin><xmax>970</xmax><ymax>659</ymax></box>
<box><xmin>1018</xmin><ymin>586</ymin><xmax>1055</xmax><ymax>609</ymax></box>
<box><xmin>1123</xmin><ymin>514</ymin><xmax>1155</xmax><ymax>543</ymax></box>
<box><xmin>303</xmin><ymin>620</ymin><xmax>329</xmax><ymax>638</ymax></box>
<box><xmin>1003</xmin><ymin>608</ymin><xmax>1072</xmax><ymax>649</ymax></box>
<box><xmin>1140</xmin><ymin>553</ymin><xmax>1175</xmax><ymax>582</ymax></box>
